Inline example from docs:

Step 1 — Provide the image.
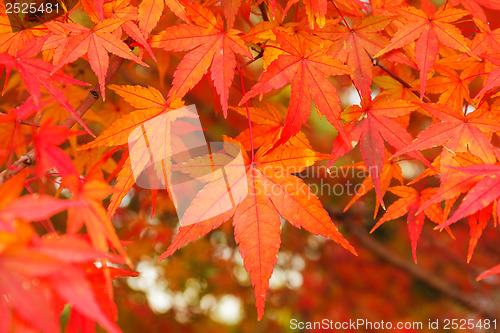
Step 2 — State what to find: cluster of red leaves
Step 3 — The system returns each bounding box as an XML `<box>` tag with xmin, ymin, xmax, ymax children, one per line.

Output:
<box><xmin>1</xmin><ymin>0</ymin><xmax>500</xmax><ymax>330</ymax></box>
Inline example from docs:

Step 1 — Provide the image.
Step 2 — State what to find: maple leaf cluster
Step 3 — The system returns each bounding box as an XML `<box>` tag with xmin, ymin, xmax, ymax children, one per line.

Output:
<box><xmin>1</xmin><ymin>0</ymin><xmax>500</xmax><ymax>330</ymax></box>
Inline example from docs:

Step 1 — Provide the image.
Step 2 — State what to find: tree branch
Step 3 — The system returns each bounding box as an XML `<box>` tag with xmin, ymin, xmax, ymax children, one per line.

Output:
<box><xmin>366</xmin><ymin>50</ymin><xmax>432</xmax><ymax>103</ymax></box>
<box><xmin>342</xmin><ymin>220</ymin><xmax>499</xmax><ymax>321</ymax></box>
<box><xmin>259</xmin><ymin>2</ymin><xmax>269</xmax><ymax>22</ymax></box>
<box><xmin>60</xmin><ymin>55</ymin><xmax>126</xmax><ymax>129</ymax></box>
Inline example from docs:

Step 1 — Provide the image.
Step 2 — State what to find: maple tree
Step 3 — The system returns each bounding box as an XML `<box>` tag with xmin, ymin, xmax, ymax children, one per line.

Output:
<box><xmin>1</xmin><ymin>0</ymin><xmax>500</xmax><ymax>330</ymax></box>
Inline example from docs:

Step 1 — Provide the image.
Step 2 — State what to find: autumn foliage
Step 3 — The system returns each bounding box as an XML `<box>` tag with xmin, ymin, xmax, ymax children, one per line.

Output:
<box><xmin>1</xmin><ymin>0</ymin><xmax>500</xmax><ymax>330</ymax></box>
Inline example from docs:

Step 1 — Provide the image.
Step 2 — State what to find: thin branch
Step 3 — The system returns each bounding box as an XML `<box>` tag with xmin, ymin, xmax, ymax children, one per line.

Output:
<box><xmin>18</xmin><ymin>120</ymin><xmax>41</xmax><ymax>127</ymax></box>
<box><xmin>259</xmin><ymin>2</ymin><xmax>269</xmax><ymax>22</ymax></box>
<box><xmin>60</xmin><ymin>55</ymin><xmax>126</xmax><ymax>129</ymax></box>
<box><xmin>237</xmin><ymin>66</ymin><xmax>255</xmax><ymax>162</ymax></box>
<box><xmin>240</xmin><ymin>48</ymin><xmax>264</xmax><ymax>69</ymax></box>
<box><xmin>366</xmin><ymin>51</ymin><xmax>432</xmax><ymax>103</ymax></box>
<box><xmin>0</xmin><ymin>153</ymin><xmax>34</xmax><ymax>183</ymax></box>
<box><xmin>342</xmin><ymin>220</ymin><xmax>499</xmax><ymax>321</ymax></box>
<box><xmin>0</xmin><ymin>40</ymin><xmax>132</xmax><ymax>185</ymax></box>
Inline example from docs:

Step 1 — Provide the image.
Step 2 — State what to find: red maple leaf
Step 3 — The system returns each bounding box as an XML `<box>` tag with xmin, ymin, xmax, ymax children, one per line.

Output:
<box><xmin>319</xmin><ymin>15</ymin><xmax>394</xmax><ymax>96</ymax></box>
<box><xmin>330</xmin><ymin>95</ymin><xmax>430</xmax><ymax>205</ymax></box>
<box><xmin>392</xmin><ymin>103</ymin><xmax>500</xmax><ymax>181</ymax></box>
<box><xmin>0</xmin><ymin>37</ymin><xmax>92</xmax><ymax>134</ymax></box>
<box><xmin>371</xmin><ymin>186</ymin><xmax>443</xmax><ymax>263</ymax></box>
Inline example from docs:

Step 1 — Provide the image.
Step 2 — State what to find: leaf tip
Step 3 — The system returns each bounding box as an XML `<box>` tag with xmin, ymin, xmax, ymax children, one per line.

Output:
<box><xmin>125</xmin><ymin>256</ymin><xmax>134</xmax><ymax>268</ymax></box>
<box><xmin>252</xmin><ymin>293</ymin><xmax>267</xmax><ymax>320</ymax></box>
<box><xmin>412</xmin><ymin>251</ymin><xmax>418</xmax><ymax>264</ymax></box>
<box><xmin>157</xmin><ymin>252</ymin><xmax>170</xmax><ymax>262</ymax></box>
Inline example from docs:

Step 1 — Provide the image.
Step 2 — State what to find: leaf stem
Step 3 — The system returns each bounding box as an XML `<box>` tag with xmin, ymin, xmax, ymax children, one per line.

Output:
<box><xmin>462</xmin><ymin>72</ymin><xmax>489</xmax><ymax>82</ymax></box>
<box><xmin>261</xmin><ymin>44</ymin><xmax>289</xmax><ymax>54</ymax></box>
<box><xmin>17</xmin><ymin>120</ymin><xmax>41</xmax><ymax>127</ymax></box>
<box><xmin>330</xmin><ymin>0</ymin><xmax>351</xmax><ymax>30</ymax></box>
<box><xmin>237</xmin><ymin>66</ymin><xmax>255</xmax><ymax>162</ymax></box>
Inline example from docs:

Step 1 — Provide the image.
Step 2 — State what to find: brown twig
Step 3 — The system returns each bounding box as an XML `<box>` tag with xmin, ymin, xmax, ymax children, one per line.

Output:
<box><xmin>259</xmin><ymin>2</ymin><xmax>269</xmax><ymax>22</ymax></box>
<box><xmin>60</xmin><ymin>55</ymin><xmax>126</xmax><ymax>129</ymax></box>
<box><xmin>0</xmin><ymin>153</ymin><xmax>35</xmax><ymax>184</ymax></box>
<box><xmin>18</xmin><ymin>120</ymin><xmax>41</xmax><ymax>127</ymax></box>
<box><xmin>0</xmin><ymin>40</ymin><xmax>132</xmax><ymax>186</ymax></box>
<box><xmin>241</xmin><ymin>49</ymin><xmax>264</xmax><ymax>68</ymax></box>
<box><xmin>342</xmin><ymin>220</ymin><xmax>499</xmax><ymax>321</ymax></box>
<box><xmin>366</xmin><ymin>50</ymin><xmax>432</xmax><ymax>103</ymax></box>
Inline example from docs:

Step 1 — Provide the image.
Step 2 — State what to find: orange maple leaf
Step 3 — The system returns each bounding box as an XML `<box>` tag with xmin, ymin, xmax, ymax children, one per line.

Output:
<box><xmin>231</xmin><ymin>102</ymin><xmax>312</xmax><ymax>151</ymax></box>
<box><xmin>426</xmin><ymin>63</ymin><xmax>475</xmax><ymax>109</ymax></box>
<box><xmin>47</xmin><ymin>19</ymin><xmax>148</xmax><ymax>100</ymax></box>
<box><xmin>79</xmin><ymin>85</ymin><xmax>182</xmax><ymax>216</ymax></box>
<box><xmin>159</xmin><ymin>139</ymin><xmax>356</xmax><ymax>319</ymax></box>
<box><xmin>102</xmin><ymin>0</ymin><xmax>156</xmax><ymax>59</ymax></box>
<box><xmin>375</xmin><ymin>6</ymin><xmax>474</xmax><ymax>97</ymax></box>
<box><xmin>149</xmin><ymin>3</ymin><xmax>253</xmax><ymax>116</ymax></box>
<box><xmin>470</xmin><ymin>18</ymin><xmax>500</xmax><ymax>56</ymax></box>
<box><xmin>138</xmin><ymin>0</ymin><xmax>163</xmax><ymax>36</ymax></box>
<box><xmin>240</xmin><ymin>30</ymin><xmax>351</xmax><ymax>149</ymax></box>
<box><xmin>67</xmin><ymin>180</ymin><xmax>131</xmax><ymax>266</ymax></box>
<box><xmin>0</xmin><ymin>224</ymin><xmax>122</xmax><ymax>333</ymax></box>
